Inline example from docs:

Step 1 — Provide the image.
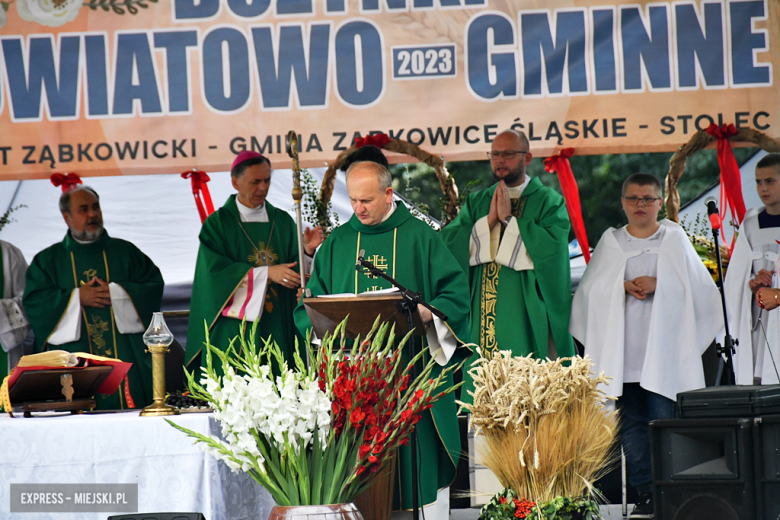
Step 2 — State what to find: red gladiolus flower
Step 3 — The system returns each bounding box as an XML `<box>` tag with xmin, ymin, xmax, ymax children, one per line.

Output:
<box><xmin>359</xmin><ymin>444</ymin><xmax>372</xmax><ymax>459</ymax></box>
<box><xmin>368</xmin><ymin>455</ymin><xmax>379</xmax><ymax>464</ymax></box>
<box><xmin>357</xmin><ymin>466</ymin><xmax>366</xmax><ymax>476</ymax></box>
<box><xmin>350</xmin><ymin>408</ymin><xmax>366</xmax><ymax>425</ymax></box>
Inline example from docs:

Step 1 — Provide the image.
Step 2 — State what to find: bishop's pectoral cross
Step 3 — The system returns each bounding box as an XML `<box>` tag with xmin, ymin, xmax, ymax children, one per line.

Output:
<box><xmin>248</xmin><ymin>241</ymin><xmax>278</xmax><ymax>267</ymax></box>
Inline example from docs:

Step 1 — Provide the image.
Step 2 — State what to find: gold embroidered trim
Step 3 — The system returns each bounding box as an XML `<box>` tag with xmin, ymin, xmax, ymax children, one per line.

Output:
<box><xmin>479</xmin><ymin>196</ymin><xmax>527</xmax><ymax>356</ymax></box>
<box><xmin>392</xmin><ymin>228</ymin><xmax>397</xmax><ymax>279</ymax></box>
<box><xmin>354</xmin><ymin>230</ymin><xmax>398</xmax><ymax>293</ymax></box>
<box><xmin>355</xmin><ymin>232</ymin><xmax>361</xmax><ymax>295</ymax></box>
<box><xmin>103</xmin><ymin>251</ymin><xmax>124</xmax><ymax>410</ymax></box>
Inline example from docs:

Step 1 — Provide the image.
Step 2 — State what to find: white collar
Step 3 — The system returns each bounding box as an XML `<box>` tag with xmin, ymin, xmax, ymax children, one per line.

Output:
<box><xmin>507</xmin><ymin>175</ymin><xmax>531</xmax><ymax>198</ymax></box>
<box><xmin>236</xmin><ymin>198</ymin><xmax>269</xmax><ymax>223</ymax></box>
<box><xmin>71</xmin><ymin>230</ymin><xmax>103</xmax><ymax>245</ymax></box>
<box><xmin>379</xmin><ymin>201</ymin><xmax>397</xmax><ymax>223</ymax></box>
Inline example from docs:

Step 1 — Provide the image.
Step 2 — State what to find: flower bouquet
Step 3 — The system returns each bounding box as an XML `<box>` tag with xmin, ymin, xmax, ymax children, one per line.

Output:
<box><xmin>458</xmin><ymin>353</ymin><xmax>618</xmax><ymax>520</ymax></box>
<box><xmin>680</xmin><ymin>213</ymin><xmax>730</xmax><ymax>281</ymax></box>
<box><xmin>167</xmin><ymin>317</ymin><xmax>461</xmax><ymax>506</ymax></box>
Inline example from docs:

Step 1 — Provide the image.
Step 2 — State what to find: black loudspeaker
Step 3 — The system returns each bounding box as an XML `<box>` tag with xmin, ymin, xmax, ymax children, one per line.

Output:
<box><xmin>650</xmin><ymin>418</ymin><xmax>756</xmax><ymax>520</ymax></box>
<box><xmin>755</xmin><ymin>415</ymin><xmax>780</xmax><ymax>520</ymax></box>
<box><xmin>107</xmin><ymin>514</ymin><xmax>205</xmax><ymax>520</ymax></box>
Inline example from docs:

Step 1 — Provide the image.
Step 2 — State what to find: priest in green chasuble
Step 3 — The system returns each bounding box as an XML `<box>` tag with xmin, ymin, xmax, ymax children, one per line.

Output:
<box><xmin>186</xmin><ymin>151</ymin><xmax>323</xmax><ymax>372</ymax></box>
<box><xmin>294</xmin><ymin>160</ymin><xmax>472</xmax><ymax>519</ymax></box>
<box><xmin>23</xmin><ymin>186</ymin><xmax>164</xmax><ymax>409</ymax></box>
<box><xmin>440</xmin><ymin>130</ymin><xmax>576</xmax><ymax>402</ymax></box>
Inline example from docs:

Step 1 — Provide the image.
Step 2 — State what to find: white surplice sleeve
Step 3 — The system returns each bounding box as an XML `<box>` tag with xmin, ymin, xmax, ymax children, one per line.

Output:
<box><xmin>109</xmin><ymin>282</ymin><xmax>145</xmax><ymax>334</ymax></box>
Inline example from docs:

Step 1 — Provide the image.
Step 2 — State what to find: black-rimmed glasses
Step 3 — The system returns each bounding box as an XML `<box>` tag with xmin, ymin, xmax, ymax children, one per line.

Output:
<box><xmin>623</xmin><ymin>196</ymin><xmax>661</xmax><ymax>206</ymax></box>
<box><xmin>487</xmin><ymin>151</ymin><xmax>528</xmax><ymax>160</ymax></box>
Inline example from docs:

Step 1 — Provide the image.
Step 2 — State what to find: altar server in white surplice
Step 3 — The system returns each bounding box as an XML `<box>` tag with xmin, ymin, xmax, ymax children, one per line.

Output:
<box><xmin>726</xmin><ymin>153</ymin><xmax>780</xmax><ymax>384</ymax></box>
<box><xmin>570</xmin><ymin>173</ymin><xmax>722</xmax><ymax>519</ymax></box>
<box><xmin>0</xmin><ymin>239</ymin><xmax>31</xmax><ymax>375</ymax></box>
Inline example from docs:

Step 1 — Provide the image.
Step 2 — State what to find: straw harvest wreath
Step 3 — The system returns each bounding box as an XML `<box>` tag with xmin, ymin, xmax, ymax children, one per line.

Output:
<box><xmin>317</xmin><ymin>133</ymin><xmax>461</xmax><ymax>224</ymax></box>
<box><xmin>664</xmin><ymin>126</ymin><xmax>780</xmax><ymax>223</ymax></box>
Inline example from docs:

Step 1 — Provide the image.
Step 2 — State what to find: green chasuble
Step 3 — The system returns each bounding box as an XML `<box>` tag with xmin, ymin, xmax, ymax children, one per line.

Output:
<box><xmin>440</xmin><ymin>177</ymin><xmax>575</xmax><ymax>402</ymax></box>
<box><xmin>23</xmin><ymin>231</ymin><xmax>164</xmax><ymax>409</ymax></box>
<box><xmin>186</xmin><ymin>196</ymin><xmax>300</xmax><ymax>372</ymax></box>
<box><xmin>294</xmin><ymin>202</ymin><xmax>472</xmax><ymax>511</ymax></box>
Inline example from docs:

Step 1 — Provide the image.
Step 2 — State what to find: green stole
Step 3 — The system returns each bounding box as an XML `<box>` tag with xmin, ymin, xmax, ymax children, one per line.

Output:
<box><xmin>479</xmin><ymin>197</ymin><xmax>525</xmax><ymax>356</ymax></box>
<box><xmin>353</xmin><ymin>216</ymin><xmax>400</xmax><ymax>294</ymax></box>
<box><xmin>65</xmin><ymin>235</ymin><xmax>134</xmax><ymax>409</ymax></box>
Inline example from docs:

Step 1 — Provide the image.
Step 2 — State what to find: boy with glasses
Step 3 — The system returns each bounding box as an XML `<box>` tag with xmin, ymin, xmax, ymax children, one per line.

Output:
<box><xmin>440</xmin><ymin>129</ymin><xmax>576</xmax><ymax>402</ymax></box>
<box><xmin>570</xmin><ymin>173</ymin><xmax>722</xmax><ymax>519</ymax></box>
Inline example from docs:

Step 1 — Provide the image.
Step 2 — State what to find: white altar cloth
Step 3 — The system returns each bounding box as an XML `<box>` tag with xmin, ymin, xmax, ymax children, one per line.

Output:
<box><xmin>0</xmin><ymin>411</ymin><xmax>275</xmax><ymax>520</ymax></box>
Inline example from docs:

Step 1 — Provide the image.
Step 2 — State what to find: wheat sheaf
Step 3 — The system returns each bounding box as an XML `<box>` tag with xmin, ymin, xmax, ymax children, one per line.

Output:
<box><xmin>457</xmin><ymin>352</ymin><xmax>619</xmax><ymax>503</ymax></box>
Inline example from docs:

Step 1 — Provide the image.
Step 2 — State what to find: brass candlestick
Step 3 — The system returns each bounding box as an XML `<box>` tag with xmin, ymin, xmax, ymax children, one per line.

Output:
<box><xmin>140</xmin><ymin>312</ymin><xmax>180</xmax><ymax>417</ymax></box>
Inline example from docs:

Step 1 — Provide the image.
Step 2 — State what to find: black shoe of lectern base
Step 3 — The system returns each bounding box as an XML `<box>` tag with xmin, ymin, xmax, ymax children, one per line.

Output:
<box><xmin>107</xmin><ymin>514</ymin><xmax>205</xmax><ymax>520</ymax></box>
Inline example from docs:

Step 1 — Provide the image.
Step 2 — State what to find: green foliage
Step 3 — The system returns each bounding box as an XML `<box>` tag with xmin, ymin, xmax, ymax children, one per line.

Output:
<box><xmin>0</xmin><ymin>205</ymin><xmax>27</xmax><ymax>233</ymax></box>
<box><xmin>480</xmin><ymin>488</ymin><xmax>600</xmax><ymax>520</ymax></box>
<box><xmin>300</xmin><ymin>169</ymin><xmax>339</xmax><ymax>236</ymax></box>
<box><xmin>169</xmin><ymin>316</ymin><xmax>463</xmax><ymax>506</ymax></box>
<box><xmin>84</xmin><ymin>0</ymin><xmax>159</xmax><ymax>14</ymax></box>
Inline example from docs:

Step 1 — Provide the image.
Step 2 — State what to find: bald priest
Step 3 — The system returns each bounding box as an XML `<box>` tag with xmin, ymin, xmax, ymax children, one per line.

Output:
<box><xmin>294</xmin><ymin>160</ymin><xmax>471</xmax><ymax>520</ymax></box>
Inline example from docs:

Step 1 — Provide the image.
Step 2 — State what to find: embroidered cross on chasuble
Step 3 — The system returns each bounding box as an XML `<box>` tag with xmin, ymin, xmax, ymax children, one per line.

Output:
<box><xmin>354</xmin><ymin>229</ymin><xmax>397</xmax><ymax>293</ymax></box>
<box><xmin>72</xmin><ymin>258</ymin><xmax>117</xmax><ymax>360</ymax></box>
<box><xmin>480</xmin><ymin>197</ymin><xmax>526</xmax><ymax>357</ymax></box>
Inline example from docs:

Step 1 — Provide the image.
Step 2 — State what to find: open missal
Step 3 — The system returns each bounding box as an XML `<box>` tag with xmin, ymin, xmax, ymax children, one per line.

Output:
<box><xmin>1</xmin><ymin>351</ymin><xmax>132</xmax><ymax>413</ymax></box>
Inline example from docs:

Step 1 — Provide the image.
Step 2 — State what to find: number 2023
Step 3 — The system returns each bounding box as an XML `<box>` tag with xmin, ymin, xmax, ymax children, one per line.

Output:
<box><xmin>396</xmin><ymin>48</ymin><xmax>454</xmax><ymax>77</ymax></box>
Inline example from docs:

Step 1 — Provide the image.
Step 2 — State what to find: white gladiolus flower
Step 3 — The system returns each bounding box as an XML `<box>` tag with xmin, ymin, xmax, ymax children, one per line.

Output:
<box><xmin>196</xmin><ymin>356</ymin><xmax>332</xmax><ymax>469</ymax></box>
<box><xmin>17</xmin><ymin>0</ymin><xmax>83</xmax><ymax>28</ymax></box>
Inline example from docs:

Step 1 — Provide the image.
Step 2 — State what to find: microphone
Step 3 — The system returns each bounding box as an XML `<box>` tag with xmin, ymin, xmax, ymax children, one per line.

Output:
<box><xmin>704</xmin><ymin>196</ymin><xmax>721</xmax><ymax>230</ymax></box>
<box><xmin>356</xmin><ymin>249</ymin><xmax>366</xmax><ymax>271</ymax></box>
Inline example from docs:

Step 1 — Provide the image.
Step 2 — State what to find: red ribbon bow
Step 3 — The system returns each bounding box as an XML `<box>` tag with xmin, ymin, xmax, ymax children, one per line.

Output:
<box><xmin>543</xmin><ymin>148</ymin><xmax>591</xmax><ymax>263</ymax></box>
<box><xmin>355</xmin><ymin>133</ymin><xmax>391</xmax><ymax>149</ymax></box>
<box><xmin>50</xmin><ymin>173</ymin><xmax>83</xmax><ymax>192</ymax></box>
<box><xmin>705</xmin><ymin>123</ymin><xmax>746</xmax><ymax>250</ymax></box>
<box><xmin>181</xmin><ymin>170</ymin><xmax>214</xmax><ymax>224</ymax></box>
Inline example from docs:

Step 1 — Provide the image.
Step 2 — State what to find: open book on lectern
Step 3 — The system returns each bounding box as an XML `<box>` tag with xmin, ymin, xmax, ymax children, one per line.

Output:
<box><xmin>303</xmin><ymin>289</ymin><xmax>460</xmax><ymax>366</ymax></box>
<box><xmin>302</xmin><ymin>288</ymin><xmax>426</xmax><ymax>339</ymax></box>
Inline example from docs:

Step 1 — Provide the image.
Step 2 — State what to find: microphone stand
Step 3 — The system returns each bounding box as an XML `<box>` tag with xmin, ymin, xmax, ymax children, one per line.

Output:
<box><xmin>356</xmin><ymin>253</ymin><xmax>446</xmax><ymax>520</ymax></box>
<box><xmin>709</xmin><ymin>207</ymin><xmax>737</xmax><ymax>386</ymax></box>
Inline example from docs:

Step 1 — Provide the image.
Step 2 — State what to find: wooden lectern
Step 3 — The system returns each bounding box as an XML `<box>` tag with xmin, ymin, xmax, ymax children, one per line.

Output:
<box><xmin>302</xmin><ymin>292</ymin><xmax>425</xmax><ymax>340</ymax></box>
<box><xmin>303</xmin><ymin>293</ymin><xmax>425</xmax><ymax>520</ymax></box>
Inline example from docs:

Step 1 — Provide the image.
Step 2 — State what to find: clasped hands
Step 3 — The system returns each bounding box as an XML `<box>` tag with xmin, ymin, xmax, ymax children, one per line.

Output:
<box><xmin>624</xmin><ymin>276</ymin><xmax>657</xmax><ymax>300</ymax></box>
<box><xmin>80</xmin><ymin>277</ymin><xmax>111</xmax><ymax>308</ymax></box>
<box><xmin>487</xmin><ymin>180</ymin><xmax>513</xmax><ymax>230</ymax></box>
<box><xmin>753</xmin><ymin>269</ymin><xmax>780</xmax><ymax>310</ymax></box>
